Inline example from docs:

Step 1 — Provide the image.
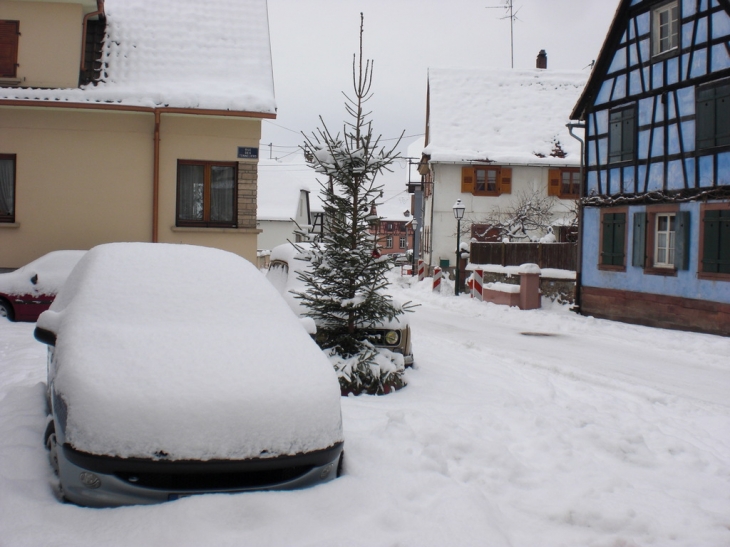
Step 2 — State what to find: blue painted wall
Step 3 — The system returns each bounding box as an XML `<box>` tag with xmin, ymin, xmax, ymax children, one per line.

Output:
<box><xmin>582</xmin><ymin>204</ymin><xmax>730</xmax><ymax>303</ymax></box>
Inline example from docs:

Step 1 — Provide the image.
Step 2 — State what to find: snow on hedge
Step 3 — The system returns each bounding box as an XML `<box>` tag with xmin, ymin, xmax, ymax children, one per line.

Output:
<box><xmin>39</xmin><ymin>243</ymin><xmax>342</xmax><ymax>461</ymax></box>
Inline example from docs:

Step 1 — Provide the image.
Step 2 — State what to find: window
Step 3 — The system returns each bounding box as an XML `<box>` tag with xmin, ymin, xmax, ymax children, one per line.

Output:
<box><xmin>609</xmin><ymin>106</ymin><xmax>636</xmax><ymax>163</ymax></box>
<box><xmin>600</xmin><ymin>208</ymin><xmax>627</xmax><ymax>270</ymax></box>
<box><xmin>631</xmin><ymin>206</ymin><xmax>689</xmax><ymax>273</ymax></box>
<box><xmin>461</xmin><ymin>166</ymin><xmax>512</xmax><ymax>196</ymax></box>
<box><xmin>176</xmin><ymin>160</ymin><xmax>237</xmax><ymax>227</ymax></box>
<box><xmin>385</xmin><ymin>235</ymin><xmax>393</xmax><ymax>249</ymax></box>
<box><xmin>399</xmin><ymin>236</ymin><xmax>407</xmax><ymax>249</ymax></box>
<box><xmin>0</xmin><ymin>154</ymin><xmax>15</xmax><ymax>223</ymax></box>
<box><xmin>0</xmin><ymin>20</ymin><xmax>19</xmax><ymax>78</ymax></box>
<box><xmin>696</xmin><ymin>81</ymin><xmax>730</xmax><ymax>150</ymax></box>
<box><xmin>652</xmin><ymin>1</ymin><xmax>679</xmax><ymax>57</ymax></box>
<box><xmin>700</xmin><ymin>204</ymin><xmax>730</xmax><ymax>279</ymax></box>
<box><xmin>548</xmin><ymin>168</ymin><xmax>580</xmax><ymax>199</ymax></box>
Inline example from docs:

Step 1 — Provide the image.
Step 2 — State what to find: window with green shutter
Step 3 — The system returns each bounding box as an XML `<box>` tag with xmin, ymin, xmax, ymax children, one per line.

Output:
<box><xmin>601</xmin><ymin>210</ymin><xmax>627</xmax><ymax>269</ymax></box>
<box><xmin>696</xmin><ymin>81</ymin><xmax>730</xmax><ymax>151</ymax></box>
<box><xmin>609</xmin><ymin>106</ymin><xmax>636</xmax><ymax>163</ymax></box>
<box><xmin>702</xmin><ymin>209</ymin><xmax>730</xmax><ymax>275</ymax></box>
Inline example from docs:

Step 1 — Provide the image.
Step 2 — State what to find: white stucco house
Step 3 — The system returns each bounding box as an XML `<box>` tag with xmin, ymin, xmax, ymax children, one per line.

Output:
<box><xmin>256</xmin><ymin>154</ymin><xmax>323</xmax><ymax>254</ymax></box>
<box><xmin>416</xmin><ymin>60</ymin><xmax>588</xmax><ymax>270</ymax></box>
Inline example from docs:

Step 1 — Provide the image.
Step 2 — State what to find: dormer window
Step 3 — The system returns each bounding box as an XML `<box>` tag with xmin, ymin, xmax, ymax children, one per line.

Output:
<box><xmin>652</xmin><ymin>1</ymin><xmax>679</xmax><ymax>57</ymax></box>
<box><xmin>0</xmin><ymin>20</ymin><xmax>19</xmax><ymax>79</ymax></box>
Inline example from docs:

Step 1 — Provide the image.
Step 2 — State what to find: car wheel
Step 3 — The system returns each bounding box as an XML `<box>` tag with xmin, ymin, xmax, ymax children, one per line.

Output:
<box><xmin>45</xmin><ymin>422</ymin><xmax>59</xmax><ymax>476</ymax></box>
<box><xmin>336</xmin><ymin>451</ymin><xmax>345</xmax><ymax>478</ymax></box>
<box><xmin>0</xmin><ymin>299</ymin><xmax>13</xmax><ymax>321</ymax></box>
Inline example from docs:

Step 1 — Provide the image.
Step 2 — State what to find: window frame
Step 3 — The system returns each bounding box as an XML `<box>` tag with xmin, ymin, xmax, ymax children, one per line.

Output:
<box><xmin>175</xmin><ymin>160</ymin><xmax>238</xmax><ymax>228</ymax></box>
<box><xmin>385</xmin><ymin>235</ymin><xmax>393</xmax><ymax>249</ymax></box>
<box><xmin>0</xmin><ymin>20</ymin><xmax>20</xmax><ymax>79</ymax></box>
<box><xmin>696</xmin><ymin>79</ymin><xmax>730</xmax><ymax>151</ymax></box>
<box><xmin>698</xmin><ymin>203</ymin><xmax>730</xmax><ymax>281</ymax></box>
<box><xmin>0</xmin><ymin>153</ymin><xmax>16</xmax><ymax>223</ymax></box>
<box><xmin>652</xmin><ymin>0</ymin><xmax>679</xmax><ymax>58</ymax></box>
<box><xmin>548</xmin><ymin>168</ymin><xmax>581</xmax><ymax>199</ymax></box>
<box><xmin>461</xmin><ymin>165</ymin><xmax>512</xmax><ymax>196</ymax></box>
<box><xmin>399</xmin><ymin>236</ymin><xmax>407</xmax><ymax>249</ymax></box>
<box><xmin>608</xmin><ymin>105</ymin><xmax>636</xmax><ymax>164</ymax></box>
<box><xmin>599</xmin><ymin>207</ymin><xmax>628</xmax><ymax>271</ymax></box>
<box><xmin>632</xmin><ymin>205</ymin><xmax>689</xmax><ymax>275</ymax></box>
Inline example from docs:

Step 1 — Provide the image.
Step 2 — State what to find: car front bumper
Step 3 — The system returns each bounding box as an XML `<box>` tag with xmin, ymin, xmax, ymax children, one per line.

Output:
<box><xmin>56</xmin><ymin>442</ymin><xmax>344</xmax><ymax>508</ymax></box>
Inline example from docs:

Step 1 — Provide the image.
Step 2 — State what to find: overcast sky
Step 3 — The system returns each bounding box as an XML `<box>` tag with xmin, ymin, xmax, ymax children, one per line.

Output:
<box><xmin>261</xmin><ymin>0</ymin><xmax>621</xmax><ymax>190</ymax></box>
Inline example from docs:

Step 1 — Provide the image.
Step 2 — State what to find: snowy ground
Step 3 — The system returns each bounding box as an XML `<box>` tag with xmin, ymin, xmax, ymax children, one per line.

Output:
<box><xmin>1</xmin><ymin>272</ymin><xmax>729</xmax><ymax>547</ymax></box>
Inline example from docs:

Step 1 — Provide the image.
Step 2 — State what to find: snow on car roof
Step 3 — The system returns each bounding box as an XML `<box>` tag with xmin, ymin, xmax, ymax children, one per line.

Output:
<box><xmin>38</xmin><ymin>243</ymin><xmax>342</xmax><ymax>461</ymax></box>
<box><xmin>0</xmin><ymin>250</ymin><xmax>86</xmax><ymax>296</ymax></box>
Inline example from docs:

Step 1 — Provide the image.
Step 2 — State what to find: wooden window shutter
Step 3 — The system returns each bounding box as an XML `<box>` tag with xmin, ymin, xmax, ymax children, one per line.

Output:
<box><xmin>673</xmin><ymin>211</ymin><xmax>690</xmax><ymax>271</ymax></box>
<box><xmin>461</xmin><ymin>166</ymin><xmax>475</xmax><ymax>193</ymax></box>
<box><xmin>547</xmin><ymin>168</ymin><xmax>561</xmax><ymax>197</ymax></box>
<box><xmin>499</xmin><ymin>167</ymin><xmax>512</xmax><ymax>194</ymax></box>
<box><xmin>0</xmin><ymin>21</ymin><xmax>20</xmax><ymax>78</ymax></box>
<box><xmin>632</xmin><ymin>212</ymin><xmax>647</xmax><ymax>268</ymax></box>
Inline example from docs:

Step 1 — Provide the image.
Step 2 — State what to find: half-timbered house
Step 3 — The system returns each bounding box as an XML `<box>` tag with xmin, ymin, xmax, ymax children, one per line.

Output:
<box><xmin>571</xmin><ymin>0</ymin><xmax>730</xmax><ymax>335</ymax></box>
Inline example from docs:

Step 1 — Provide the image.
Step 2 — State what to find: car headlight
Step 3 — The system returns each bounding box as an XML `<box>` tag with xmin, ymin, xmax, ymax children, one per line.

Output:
<box><xmin>384</xmin><ymin>330</ymin><xmax>399</xmax><ymax>345</ymax></box>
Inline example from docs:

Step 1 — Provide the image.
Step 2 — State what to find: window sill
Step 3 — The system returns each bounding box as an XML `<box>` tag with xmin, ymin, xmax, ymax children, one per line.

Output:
<box><xmin>171</xmin><ymin>226</ymin><xmax>261</xmax><ymax>234</ymax></box>
<box><xmin>0</xmin><ymin>222</ymin><xmax>19</xmax><ymax>229</ymax></box>
<box><xmin>643</xmin><ymin>266</ymin><xmax>677</xmax><ymax>277</ymax></box>
<box><xmin>598</xmin><ymin>264</ymin><xmax>626</xmax><ymax>272</ymax></box>
<box><xmin>698</xmin><ymin>272</ymin><xmax>730</xmax><ymax>282</ymax></box>
<box><xmin>0</xmin><ymin>78</ymin><xmax>22</xmax><ymax>87</ymax></box>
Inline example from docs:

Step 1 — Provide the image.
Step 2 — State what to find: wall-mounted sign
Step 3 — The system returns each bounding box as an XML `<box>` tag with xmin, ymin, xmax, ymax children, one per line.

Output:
<box><xmin>237</xmin><ymin>147</ymin><xmax>259</xmax><ymax>159</ymax></box>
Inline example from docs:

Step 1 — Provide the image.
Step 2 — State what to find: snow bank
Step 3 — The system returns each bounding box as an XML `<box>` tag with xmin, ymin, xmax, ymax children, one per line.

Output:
<box><xmin>40</xmin><ymin>243</ymin><xmax>342</xmax><ymax>461</ymax></box>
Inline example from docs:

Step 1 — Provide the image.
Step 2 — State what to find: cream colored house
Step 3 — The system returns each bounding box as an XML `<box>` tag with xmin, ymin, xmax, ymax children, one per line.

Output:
<box><xmin>417</xmin><ymin>62</ymin><xmax>587</xmax><ymax>269</ymax></box>
<box><xmin>0</xmin><ymin>0</ymin><xmax>276</xmax><ymax>268</ymax></box>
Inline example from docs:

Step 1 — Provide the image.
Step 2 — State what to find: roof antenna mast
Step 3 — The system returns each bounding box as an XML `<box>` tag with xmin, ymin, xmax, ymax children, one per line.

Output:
<box><xmin>486</xmin><ymin>0</ymin><xmax>521</xmax><ymax>69</ymax></box>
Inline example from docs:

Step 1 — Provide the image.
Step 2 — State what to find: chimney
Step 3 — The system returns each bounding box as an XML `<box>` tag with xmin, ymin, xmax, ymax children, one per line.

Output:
<box><xmin>536</xmin><ymin>50</ymin><xmax>547</xmax><ymax>69</ymax></box>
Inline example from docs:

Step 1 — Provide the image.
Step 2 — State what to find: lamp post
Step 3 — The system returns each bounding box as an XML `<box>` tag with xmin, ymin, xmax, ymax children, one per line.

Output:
<box><xmin>411</xmin><ymin>217</ymin><xmax>418</xmax><ymax>276</ymax></box>
<box><xmin>453</xmin><ymin>199</ymin><xmax>466</xmax><ymax>296</ymax></box>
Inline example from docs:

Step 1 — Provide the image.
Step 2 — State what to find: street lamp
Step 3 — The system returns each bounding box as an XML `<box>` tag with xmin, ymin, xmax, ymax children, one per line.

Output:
<box><xmin>453</xmin><ymin>199</ymin><xmax>466</xmax><ymax>296</ymax></box>
<box><xmin>411</xmin><ymin>217</ymin><xmax>418</xmax><ymax>276</ymax></box>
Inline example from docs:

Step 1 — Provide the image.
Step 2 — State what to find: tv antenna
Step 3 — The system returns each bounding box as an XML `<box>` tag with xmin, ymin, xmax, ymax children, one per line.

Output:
<box><xmin>486</xmin><ymin>0</ymin><xmax>521</xmax><ymax>69</ymax></box>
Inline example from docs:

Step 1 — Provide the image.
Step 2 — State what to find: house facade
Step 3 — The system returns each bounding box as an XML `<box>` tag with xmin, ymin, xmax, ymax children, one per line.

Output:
<box><xmin>256</xmin><ymin>155</ymin><xmax>323</xmax><ymax>252</ymax></box>
<box><xmin>571</xmin><ymin>0</ymin><xmax>730</xmax><ymax>336</ymax></box>
<box><xmin>417</xmin><ymin>63</ymin><xmax>587</xmax><ymax>271</ymax></box>
<box><xmin>0</xmin><ymin>0</ymin><xmax>276</xmax><ymax>268</ymax></box>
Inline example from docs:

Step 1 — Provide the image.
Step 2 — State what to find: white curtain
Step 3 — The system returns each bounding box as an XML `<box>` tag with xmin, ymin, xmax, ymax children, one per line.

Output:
<box><xmin>210</xmin><ymin>166</ymin><xmax>234</xmax><ymax>223</ymax></box>
<box><xmin>0</xmin><ymin>159</ymin><xmax>14</xmax><ymax>218</ymax></box>
<box><xmin>178</xmin><ymin>164</ymin><xmax>204</xmax><ymax>221</ymax></box>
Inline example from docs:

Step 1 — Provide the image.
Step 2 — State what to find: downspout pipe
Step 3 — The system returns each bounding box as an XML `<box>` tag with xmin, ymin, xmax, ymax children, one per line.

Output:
<box><xmin>80</xmin><ymin>0</ymin><xmax>105</xmax><ymax>72</ymax></box>
<box><xmin>567</xmin><ymin>122</ymin><xmax>586</xmax><ymax>312</ymax></box>
<box><xmin>153</xmin><ymin>110</ymin><xmax>160</xmax><ymax>243</ymax></box>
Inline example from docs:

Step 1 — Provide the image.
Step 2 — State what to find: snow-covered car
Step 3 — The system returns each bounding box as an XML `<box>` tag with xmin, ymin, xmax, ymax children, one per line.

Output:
<box><xmin>266</xmin><ymin>243</ymin><xmax>414</xmax><ymax>366</ymax></box>
<box><xmin>0</xmin><ymin>251</ymin><xmax>86</xmax><ymax>322</ymax></box>
<box><xmin>34</xmin><ymin>243</ymin><xmax>344</xmax><ymax>508</ymax></box>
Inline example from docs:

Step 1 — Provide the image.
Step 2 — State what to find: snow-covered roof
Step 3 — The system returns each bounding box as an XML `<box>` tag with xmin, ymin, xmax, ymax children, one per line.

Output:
<box><xmin>377</xmin><ymin>192</ymin><xmax>413</xmax><ymax>223</ymax></box>
<box><xmin>258</xmin><ymin>154</ymin><xmax>323</xmax><ymax>221</ymax></box>
<box><xmin>0</xmin><ymin>0</ymin><xmax>276</xmax><ymax>114</ymax></box>
<box><xmin>423</xmin><ymin>68</ymin><xmax>588</xmax><ymax>165</ymax></box>
<box><xmin>38</xmin><ymin>243</ymin><xmax>342</xmax><ymax>460</ymax></box>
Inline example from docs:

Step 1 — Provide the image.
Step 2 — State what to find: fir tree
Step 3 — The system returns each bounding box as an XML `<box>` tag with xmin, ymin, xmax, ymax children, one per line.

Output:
<box><xmin>296</xmin><ymin>14</ymin><xmax>407</xmax><ymax>395</ymax></box>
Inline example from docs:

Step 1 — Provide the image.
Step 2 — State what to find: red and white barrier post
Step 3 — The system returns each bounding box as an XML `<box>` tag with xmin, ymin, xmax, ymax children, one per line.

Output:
<box><xmin>417</xmin><ymin>259</ymin><xmax>425</xmax><ymax>282</ymax></box>
<box><xmin>472</xmin><ymin>269</ymin><xmax>484</xmax><ymax>301</ymax></box>
<box><xmin>433</xmin><ymin>266</ymin><xmax>442</xmax><ymax>292</ymax></box>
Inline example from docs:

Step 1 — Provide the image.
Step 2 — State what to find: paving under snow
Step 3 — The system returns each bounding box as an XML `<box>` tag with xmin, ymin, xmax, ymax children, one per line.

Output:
<box><xmin>1</xmin><ymin>270</ymin><xmax>729</xmax><ymax>546</ymax></box>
